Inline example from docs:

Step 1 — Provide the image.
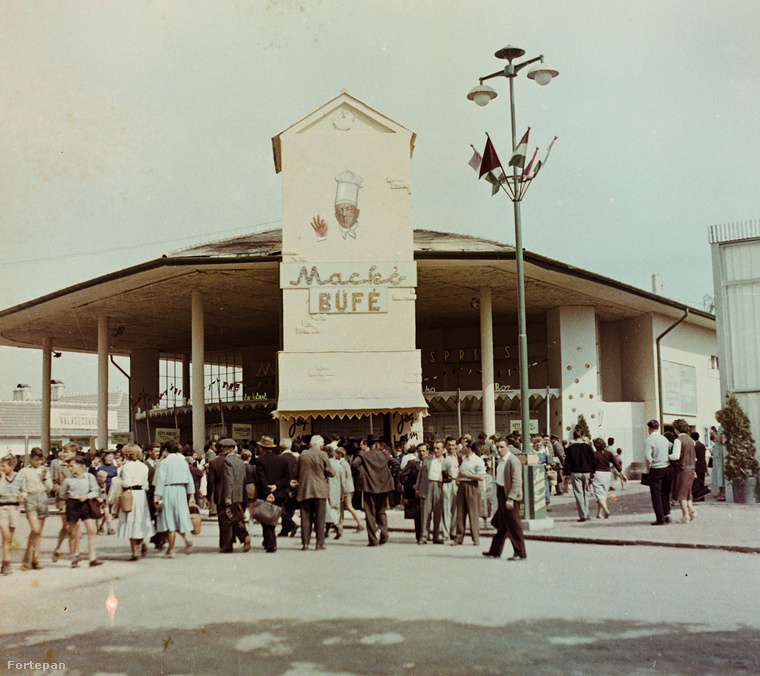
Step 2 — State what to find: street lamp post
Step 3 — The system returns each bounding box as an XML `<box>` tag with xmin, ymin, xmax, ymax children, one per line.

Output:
<box><xmin>468</xmin><ymin>45</ymin><xmax>558</xmax><ymax>449</ymax></box>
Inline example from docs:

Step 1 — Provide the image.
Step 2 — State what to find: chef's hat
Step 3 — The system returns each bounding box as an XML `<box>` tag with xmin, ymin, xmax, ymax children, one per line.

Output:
<box><xmin>335</xmin><ymin>171</ymin><xmax>364</xmax><ymax>206</ymax></box>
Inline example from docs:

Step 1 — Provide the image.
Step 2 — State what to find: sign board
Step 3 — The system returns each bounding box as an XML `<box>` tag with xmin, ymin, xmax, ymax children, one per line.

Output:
<box><xmin>281</xmin><ymin>262</ymin><xmax>417</xmax><ymax>289</ymax></box>
<box><xmin>111</xmin><ymin>432</ymin><xmax>134</xmax><ymax>445</ymax></box>
<box><xmin>309</xmin><ymin>286</ymin><xmax>388</xmax><ymax>314</ymax></box>
<box><xmin>280</xmin><ymin>416</ymin><xmax>313</xmax><ymax>440</ymax></box>
<box><xmin>509</xmin><ymin>419</ymin><xmax>539</xmax><ymax>435</ymax></box>
<box><xmin>69</xmin><ymin>436</ymin><xmax>94</xmax><ymax>449</ymax></box>
<box><xmin>662</xmin><ymin>361</ymin><xmax>698</xmax><ymax>416</ymax></box>
<box><xmin>390</xmin><ymin>411</ymin><xmax>423</xmax><ymax>448</ymax></box>
<box><xmin>51</xmin><ymin>409</ymin><xmax>118</xmax><ymax>430</ymax></box>
<box><xmin>154</xmin><ymin>428</ymin><xmax>180</xmax><ymax>444</ymax></box>
<box><xmin>50</xmin><ymin>438</ymin><xmax>64</xmax><ymax>450</ymax></box>
<box><xmin>232</xmin><ymin>424</ymin><xmax>253</xmax><ymax>442</ymax></box>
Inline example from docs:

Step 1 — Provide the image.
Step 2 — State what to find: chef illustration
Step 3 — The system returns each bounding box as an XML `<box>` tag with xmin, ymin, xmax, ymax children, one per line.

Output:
<box><xmin>334</xmin><ymin>170</ymin><xmax>364</xmax><ymax>239</ymax></box>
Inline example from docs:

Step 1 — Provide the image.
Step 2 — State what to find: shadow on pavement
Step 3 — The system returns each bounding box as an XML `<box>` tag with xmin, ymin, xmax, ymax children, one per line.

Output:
<box><xmin>4</xmin><ymin>617</ymin><xmax>760</xmax><ymax>675</ymax></box>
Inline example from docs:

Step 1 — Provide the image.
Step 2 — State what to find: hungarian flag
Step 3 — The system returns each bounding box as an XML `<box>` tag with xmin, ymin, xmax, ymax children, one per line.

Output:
<box><xmin>533</xmin><ymin>136</ymin><xmax>557</xmax><ymax>177</ymax></box>
<box><xmin>508</xmin><ymin>128</ymin><xmax>530</xmax><ymax>168</ymax></box>
<box><xmin>523</xmin><ymin>147</ymin><xmax>539</xmax><ymax>176</ymax></box>
<box><xmin>478</xmin><ymin>137</ymin><xmax>502</xmax><ymax>178</ymax></box>
<box><xmin>483</xmin><ymin>170</ymin><xmax>506</xmax><ymax>196</ymax></box>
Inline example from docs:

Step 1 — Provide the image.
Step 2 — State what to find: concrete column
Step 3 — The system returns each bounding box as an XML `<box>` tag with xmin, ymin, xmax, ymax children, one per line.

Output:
<box><xmin>191</xmin><ymin>291</ymin><xmax>205</xmax><ymax>454</ymax></box>
<box><xmin>41</xmin><ymin>337</ymin><xmax>52</xmax><ymax>453</ymax></box>
<box><xmin>182</xmin><ymin>353</ymin><xmax>190</xmax><ymax>405</ymax></box>
<box><xmin>479</xmin><ymin>286</ymin><xmax>496</xmax><ymax>437</ymax></box>
<box><xmin>97</xmin><ymin>316</ymin><xmax>109</xmax><ymax>449</ymax></box>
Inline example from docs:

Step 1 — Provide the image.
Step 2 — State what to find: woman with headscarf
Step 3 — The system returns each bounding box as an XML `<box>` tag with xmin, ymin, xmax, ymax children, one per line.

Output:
<box><xmin>154</xmin><ymin>440</ymin><xmax>194</xmax><ymax>557</ymax></box>
<box><xmin>117</xmin><ymin>444</ymin><xmax>156</xmax><ymax>560</ymax></box>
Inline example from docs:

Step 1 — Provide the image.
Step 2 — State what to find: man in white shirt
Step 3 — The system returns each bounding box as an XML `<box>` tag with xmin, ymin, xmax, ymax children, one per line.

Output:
<box><xmin>644</xmin><ymin>419</ymin><xmax>673</xmax><ymax>525</ymax></box>
<box><xmin>416</xmin><ymin>441</ymin><xmax>451</xmax><ymax>544</ymax></box>
<box><xmin>452</xmin><ymin>440</ymin><xmax>486</xmax><ymax>546</ymax></box>
<box><xmin>484</xmin><ymin>438</ymin><xmax>526</xmax><ymax>560</ymax></box>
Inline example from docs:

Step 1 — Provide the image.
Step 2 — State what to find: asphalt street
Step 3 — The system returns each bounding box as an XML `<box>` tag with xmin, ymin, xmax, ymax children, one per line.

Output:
<box><xmin>2</xmin><ymin>508</ymin><xmax>760</xmax><ymax>675</ymax></box>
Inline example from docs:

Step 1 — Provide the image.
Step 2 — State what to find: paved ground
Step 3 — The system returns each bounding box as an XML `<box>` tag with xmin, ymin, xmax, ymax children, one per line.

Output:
<box><xmin>1</xmin><ymin>484</ymin><xmax>759</xmax><ymax>675</ymax></box>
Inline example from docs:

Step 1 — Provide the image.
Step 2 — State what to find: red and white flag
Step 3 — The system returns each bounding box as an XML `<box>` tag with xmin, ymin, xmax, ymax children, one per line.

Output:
<box><xmin>508</xmin><ymin>128</ymin><xmax>530</xmax><ymax>168</ymax></box>
<box><xmin>478</xmin><ymin>136</ymin><xmax>502</xmax><ymax>178</ymax></box>
<box><xmin>468</xmin><ymin>146</ymin><xmax>482</xmax><ymax>171</ymax></box>
<box><xmin>523</xmin><ymin>147</ymin><xmax>539</xmax><ymax>176</ymax></box>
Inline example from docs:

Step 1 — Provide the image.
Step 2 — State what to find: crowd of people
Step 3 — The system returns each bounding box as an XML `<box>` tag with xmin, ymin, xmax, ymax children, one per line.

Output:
<box><xmin>0</xmin><ymin>416</ymin><xmax>726</xmax><ymax>574</ymax></box>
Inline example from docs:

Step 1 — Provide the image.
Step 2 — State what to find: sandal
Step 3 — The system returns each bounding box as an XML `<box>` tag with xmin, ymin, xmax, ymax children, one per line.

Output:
<box><xmin>164</xmin><ymin>551</ymin><xmax>176</xmax><ymax>559</ymax></box>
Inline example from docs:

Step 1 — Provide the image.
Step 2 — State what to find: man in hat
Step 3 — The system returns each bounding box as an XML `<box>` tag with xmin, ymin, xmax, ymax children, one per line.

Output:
<box><xmin>252</xmin><ymin>436</ymin><xmax>290</xmax><ymax>553</ymax></box>
<box><xmin>216</xmin><ymin>439</ymin><xmax>250</xmax><ymax>553</ymax></box>
<box><xmin>334</xmin><ymin>170</ymin><xmax>364</xmax><ymax>239</ymax></box>
<box><xmin>293</xmin><ymin>435</ymin><xmax>334</xmax><ymax>550</ymax></box>
<box><xmin>351</xmin><ymin>435</ymin><xmax>399</xmax><ymax>546</ymax></box>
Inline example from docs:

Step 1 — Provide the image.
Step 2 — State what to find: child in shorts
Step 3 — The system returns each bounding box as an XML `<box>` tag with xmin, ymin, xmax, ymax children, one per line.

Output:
<box><xmin>0</xmin><ymin>454</ymin><xmax>24</xmax><ymax>575</ymax></box>
<box><xmin>59</xmin><ymin>456</ymin><xmax>103</xmax><ymax>568</ymax></box>
<box><xmin>18</xmin><ymin>447</ymin><xmax>53</xmax><ymax>570</ymax></box>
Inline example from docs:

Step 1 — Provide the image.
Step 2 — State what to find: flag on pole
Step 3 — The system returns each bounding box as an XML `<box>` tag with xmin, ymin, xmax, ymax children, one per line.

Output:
<box><xmin>533</xmin><ymin>136</ymin><xmax>557</xmax><ymax>176</ymax></box>
<box><xmin>483</xmin><ymin>170</ymin><xmax>506</xmax><ymax>196</ymax></box>
<box><xmin>468</xmin><ymin>146</ymin><xmax>482</xmax><ymax>171</ymax></box>
<box><xmin>508</xmin><ymin>128</ymin><xmax>530</xmax><ymax>168</ymax></box>
<box><xmin>523</xmin><ymin>147</ymin><xmax>539</xmax><ymax>176</ymax></box>
<box><xmin>478</xmin><ymin>136</ymin><xmax>502</xmax><ymax>178</ymax></box>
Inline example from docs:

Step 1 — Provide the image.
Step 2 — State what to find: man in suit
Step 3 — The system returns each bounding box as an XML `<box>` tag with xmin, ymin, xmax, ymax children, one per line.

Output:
<box><xmin>351</xmin><ymin>435</ymin><xmax>400</xmax><ymax>546</ymax></box>
<box><xmin>293</xmin><ymin>435</ymin><xmax>334</xmax><ymax>550</ymax></box>
<box><xmin>564</xmin><ymin>430</ymin><xmax>596</xmax><ymax>522</ymax></box>
<box><xmin>483</xmin><ymin>438</ymin><xmax>527</xmax><ymax>561</ymax></box>
<box><xmin>400</xmin><ymin>442</ymin><xmax>427</xmax><ymax>543</ymax></box>
<box><xmin>252</xmin><ymin>435</ymin><xmax>290</xmax><ymax>553</ymax></box>
<box><xmin>277</xmin><ymin>437</ymin><xmax>299</xmax><ymax>538</ymax></box>
<box><xmin>691</xmin><ymin>431</ymin><xmax>708</xmax><ymax>501</ymax></box>
<box><xmin>218</xmin><ymin>438</ymin><xmax>250</xmax><ymax>553</ymax></box>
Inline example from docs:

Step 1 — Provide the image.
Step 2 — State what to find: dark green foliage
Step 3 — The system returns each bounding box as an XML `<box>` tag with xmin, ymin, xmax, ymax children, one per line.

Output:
<box><xmin>723</xmin><ymin>392</ymin><xmax>759</xmax><ymax>481</ymax></box>
<box><xmin>575</xmin><ymin>414</ymin><xmax>590</xmax><ymax>440</ymax></box>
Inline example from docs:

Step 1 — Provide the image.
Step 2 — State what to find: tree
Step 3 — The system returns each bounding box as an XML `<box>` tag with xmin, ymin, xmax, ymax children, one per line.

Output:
<box><xmin>575</xmin><ymin>414</ymin><xmax>590</xmax><ymax>440</ymax></box>
<box><xmin>723</xmin><ymin>392</ymin><xmax>759</xmax><ymax>481</ymax></box>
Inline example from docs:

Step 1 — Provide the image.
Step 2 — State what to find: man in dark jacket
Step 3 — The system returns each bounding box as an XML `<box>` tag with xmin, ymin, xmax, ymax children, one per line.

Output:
<box><xmin>218</xmin><ymin>439</ymin><xmax>250</xmax><ymax>553</ymax></box>
<box><xmin>351</xmin><ymin>436</ymin><xmax>400</xmax><ymax>546</ymax></box>
<box><xmin>691</xmin><ymin>431</ymin><xmax>708</xmax><ymax>501</ymax></box>
<box><xmin>563</xmin><ymin>431</ymin><xmax>596</xmax><ymax>522</ymax></box>
<box><xmin>252</xmin><ymin>436</ymin><xmax>290</xmax><ymax>553</ymax></box>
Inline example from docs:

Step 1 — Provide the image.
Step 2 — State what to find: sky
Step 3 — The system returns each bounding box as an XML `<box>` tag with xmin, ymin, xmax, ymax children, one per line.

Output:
<box><xmin>1</xmin><ymin>0</ymin><xmax>759</xmax><ymax>398</ymax></box>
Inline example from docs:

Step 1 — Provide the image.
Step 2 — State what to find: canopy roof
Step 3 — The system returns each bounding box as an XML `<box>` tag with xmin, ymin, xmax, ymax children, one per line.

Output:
<box><xmin>0</xmin><ymin>228</ymin><xmax>714</xmax><ymax>354</ymax></box>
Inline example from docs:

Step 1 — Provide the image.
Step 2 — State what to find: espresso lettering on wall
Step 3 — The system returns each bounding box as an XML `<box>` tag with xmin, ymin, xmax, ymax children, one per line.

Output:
<box><xmin>424</xmin><ymin>346</ymin><xmax>517</xmax><ymax>363</ymax></box>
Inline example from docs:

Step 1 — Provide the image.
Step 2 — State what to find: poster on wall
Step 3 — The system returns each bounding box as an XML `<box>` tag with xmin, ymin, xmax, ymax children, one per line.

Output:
<box><xmin>662</xmin><ymin>361</ymin><xmax>698</xmax><ymax>416</ymax></box>
<box><xmin>111</xmin><ymin>432</ymin><xmax>134</xmax><ymax>445</ymax></box>
<box><xmin>232</xmin><ymin>424</ymin><xmax>253</xmax><ymax>441</ymax></box>
<box><xmin>509</xmin><ymin>419</ymin><xmax>539</xmax><ymax>435</ymax></box>
<box><xmin>154</xmin><ymin>428</ymin><xmax>180</xmax><ymax>444</ymax></box>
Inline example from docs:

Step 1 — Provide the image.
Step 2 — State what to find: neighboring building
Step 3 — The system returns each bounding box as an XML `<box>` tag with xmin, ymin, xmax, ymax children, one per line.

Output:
<box><xmin>0</xmin><ymin>383</ymin><xmax>130</xmax><ymax>456</ymax></box>
<box><xmin>0</xmin><ymin>93</ymin><xmax>720</xmax><ymax>473</ymax></box>
<box><xmin>710</xmin><ymin>220</ymin><xmax>760</xmax><ymax>462</ymax></box>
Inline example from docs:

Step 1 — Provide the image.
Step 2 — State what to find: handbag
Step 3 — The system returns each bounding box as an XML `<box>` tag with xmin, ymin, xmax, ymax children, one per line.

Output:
<box><xmin>119</xmin><ymin>489</ymin><xmax>134</xmax><ymax>513</ymax></box>
<box><xmin>441</xmin><ymin>468</ymin><xmax>452</xmax><ymax>484</ymax></box>
<box><xmin>218</xmin><ymin>502</ymin><xmax>245</xmax><ymax>527</ymax></box>
<box><xmin>189</xmin><ymin>505</ymin><xmax>202</xmax><ymax>535</ymax></box>
<box><xmin>250</xmin><ymin>499</ymin><xmax>282</xmax><ymax>527</ymax></box>
<box><xmin>546</xmin><ymin>469</ymin><xmax>558</xmax><ymax>486</ymax></box>
<box><xmin>88</xmin><ymin>498</ymin><xmax>103</xmax><ymax>520</ymax></box>
<box><xmin>640</xmin><ymin>473</ymin><xmax>650</xmax><ymax>486</ymax></box>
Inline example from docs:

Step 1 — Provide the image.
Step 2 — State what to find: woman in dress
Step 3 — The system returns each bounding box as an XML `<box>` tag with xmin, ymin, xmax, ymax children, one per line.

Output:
<box><xmin>154</xmin><ymin>440</ymin><xmax>194</xmax><ymax>558</ymax></box>
<box><xmin>117</xmin><ymin>444</ymin><xmax>156</xmax><ymax>560</ymax></box>
<box><xmin>591</xmin><ymin>438</ymin><xmax>623</xmax><ymax>519</ymax></box>
<box><xmin>324</xmin><ymin>445</ymin><xmax>344</xmax><ymax>539</ymax></box>
<box><xmin>671</xmin><ymin>419</ymin><xmax>697</xmax><ymax>523</ymax></box>
<box><xmin>710</xmin><ymin>411</ymin><xmax>726</xmax><ymax>501</ymax></box>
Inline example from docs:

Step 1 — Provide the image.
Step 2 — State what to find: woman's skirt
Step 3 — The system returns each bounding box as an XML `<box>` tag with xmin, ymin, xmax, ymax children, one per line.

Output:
<box><xmin>592</xmin><ymin>471</ymin><xmax>611</xmax><ymax>501</ymax></box>
<box><xmin>156</xmin><ymin>485</ymin><xmax>193</xmax><ymax>533</ymax></box>
<box><xmin>117</xmin><ymin>490</ymin><xmax>156</xmax><ymax>540</ymax></box>
<box><xmin>672</xmin><ymin>466</ymin><xmax>694</xmax><ymax>502</ymax></box>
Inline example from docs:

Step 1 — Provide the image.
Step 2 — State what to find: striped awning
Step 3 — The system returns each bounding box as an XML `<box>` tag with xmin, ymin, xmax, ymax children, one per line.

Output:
<box><xmin>424</xmin><ymin>388</ymin><xmax>560</xmax><ymax>414</ymax></box>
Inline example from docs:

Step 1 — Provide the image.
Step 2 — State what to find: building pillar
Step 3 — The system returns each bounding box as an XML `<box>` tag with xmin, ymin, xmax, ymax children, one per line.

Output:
<box><xmin>480</xmin><ymin>286</ymin><xmax>496</xmax><ymax>437</ymax></box>
<box><xmin>97</xmin><ymin>316</ymin><xmax>109</xmax><ymax>449</ymax></box>
<box><xmin>547</xmin><ymin>306</ymin><xmax>599</xmax><ymax>439</ymax></box>
<box><xmin>191</xmin><ymin>291</ymin><xmax>205</xmax><ymax>455</ymax></box>
<box><xmin>41</xmin><ymin>337</ymin><xmax>52</xmax><ymax>453</ymax></box>
<box><xmin>130</xmin><ymin>349</ymin><xmax>160</xmax><ymax>444</ymax></box>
